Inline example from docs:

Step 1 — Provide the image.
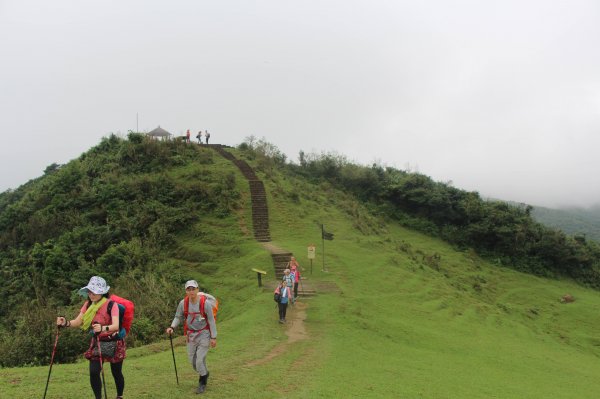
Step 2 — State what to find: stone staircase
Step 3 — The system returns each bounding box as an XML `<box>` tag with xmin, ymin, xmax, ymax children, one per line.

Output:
<box><xmin>271</xmin><ymin>251</ymin><xmax>293</xmax><ymax>279</ymax></box>
<box><xmin>211</xmin><ymin>146</ymin><xmax>270</xmax><ymax>242</ymax></box>
<box><xmin>210</xmin><ymin>145</ymin><xmax>316</xmax><ymax>298</ymax></box>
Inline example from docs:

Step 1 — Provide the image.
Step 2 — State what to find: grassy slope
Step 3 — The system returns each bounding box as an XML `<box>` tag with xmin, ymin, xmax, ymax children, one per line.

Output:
<box><xmin>2</xmin><ymin>149</ymin><xmax>600</xmax><ymax>398</ymax></box>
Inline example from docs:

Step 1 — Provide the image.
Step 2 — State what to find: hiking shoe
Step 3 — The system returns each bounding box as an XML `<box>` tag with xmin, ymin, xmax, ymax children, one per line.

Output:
<box><xmin>196</xmin><ymin>384</ymin><xmax>206</xmax><ymax>394</ymax></box>
<box><xmin>278</xmin><ymin>319</ymin><xmax>284</xmax><ymax>324</ymax></box>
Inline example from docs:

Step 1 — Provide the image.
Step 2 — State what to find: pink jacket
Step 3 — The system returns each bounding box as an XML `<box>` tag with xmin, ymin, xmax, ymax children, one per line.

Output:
<box><xmin>290</xmin><ymin>258</ymin><xmax>301</xmax><ymax>281</ymax></box>
<box><xmin>274</xmin><ymin>286</ymin><xmax>291</xmax><ymax>298</ymax></box>
<box><xmin>290</xmin><ymin>265</ymin><xmax>300</xmax><ymax>282</ymax></box>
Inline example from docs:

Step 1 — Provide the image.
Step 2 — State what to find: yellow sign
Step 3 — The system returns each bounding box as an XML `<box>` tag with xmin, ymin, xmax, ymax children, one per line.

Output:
<box><xmin>307</xmin><ymin>245</ymin><xmax>316</xmax><ymax>260</ymax></box>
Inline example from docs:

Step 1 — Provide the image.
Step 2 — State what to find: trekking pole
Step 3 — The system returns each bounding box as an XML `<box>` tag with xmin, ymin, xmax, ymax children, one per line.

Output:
<box><xmin>169</xmin><ymin>333</ymin><xmax>179</xmax><ymax>385</ymax></box>
<box><xmin>95</xmin><ymin>331</ymin><xmax>108</xmax><ymax>399</ymax></box>
<box><xmin>43</xmin><ymin>326</ymin><xmax>61</xmax><ymax>399</ymax></box>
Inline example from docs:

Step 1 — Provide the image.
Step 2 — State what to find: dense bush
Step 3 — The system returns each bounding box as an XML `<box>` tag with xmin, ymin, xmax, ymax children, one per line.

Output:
<box><xmin>0</xmin><ymin>135</ymin><xmax>240</xmax><ymax>366</ymax></box>
<box><xmin>285</xmin><ymin>150</ymin><xmax>600</xmax><ymax>287</ymax></box>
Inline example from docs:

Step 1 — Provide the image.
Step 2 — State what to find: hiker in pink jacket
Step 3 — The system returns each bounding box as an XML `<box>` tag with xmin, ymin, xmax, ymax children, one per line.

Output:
<box><xmin>289</xmin><ymin>257</ymin><xmax>301</xmax><ymax>300</ymax></box>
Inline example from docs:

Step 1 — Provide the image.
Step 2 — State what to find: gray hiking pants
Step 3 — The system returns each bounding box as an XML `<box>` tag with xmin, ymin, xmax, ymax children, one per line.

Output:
<box><xmin>186</xmin><ymin>331</ymin><xmax>210</xmax><ymax>376</ymax></box>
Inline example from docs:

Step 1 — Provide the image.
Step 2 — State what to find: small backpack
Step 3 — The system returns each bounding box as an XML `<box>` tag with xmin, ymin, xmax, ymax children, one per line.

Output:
<box><xmin>274</xmin><ymin>287</ymin><xmax>281</xmax><ymax>303</ymax></box>
<box><xmin>183</xmin><ymin>293</ymin><xmax>218</xmax><ymax>338</ymax></box>
<box><xmin>107</xmin><ymin>295</ymin><xmax>135</xmax><ymax>340</ymax></box>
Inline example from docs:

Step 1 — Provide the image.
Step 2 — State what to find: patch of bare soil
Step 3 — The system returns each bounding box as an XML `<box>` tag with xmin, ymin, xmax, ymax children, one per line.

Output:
<box><xmin>245</xmin><ymin>301</ymin><xmax>309</xmax><ymax>367</ymax></box>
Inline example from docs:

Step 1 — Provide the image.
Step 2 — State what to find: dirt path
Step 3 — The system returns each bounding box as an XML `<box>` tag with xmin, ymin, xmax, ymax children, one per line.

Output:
<box><xmin>261</xmin><ymin>241</ymin><xmax>289</xmax><ymax>254</ymax></box>
<box><xmin>245</xmin><ymin>301</ymin><xmax>309</xmax><ymax>367</ymax></box>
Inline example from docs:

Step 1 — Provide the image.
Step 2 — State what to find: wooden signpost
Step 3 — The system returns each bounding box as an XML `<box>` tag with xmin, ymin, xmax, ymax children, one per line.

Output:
<box><xmin>251</xmin><ymin>268</ymin><xmax>267</xmax><ymax>287</ymax></box>
<box><xmin>307</xmin><ymin>244</ymin><xmax>316</xmax><ymax>275</ymax></box>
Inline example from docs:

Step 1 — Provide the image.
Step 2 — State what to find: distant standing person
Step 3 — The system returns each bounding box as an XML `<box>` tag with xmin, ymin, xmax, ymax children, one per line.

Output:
<box><xmin>205</xmin><ymin>130</ymin><xmax>210</xmax><ymax>145</ymax></box>
<box><xmin>166</xmin><ymin>280</ymin><xmax>217</xmax><ymax>394</ymax></box>
<box><xmin>196</xmin><ymin>130</ymin><xmax>203</xmax><ymax>144</ymax></box>
<box><xmin>275</xmin><ymin>280</ymin><xmax>291</xmax><ymax>323</ymax></box>
<box><xmin>56</xmin><ymin>276</ymin><xmax>126</xmax><ymax>399</ymax></box>
<box><xmin>186</xmin><ymin>129</ymin><xmax>191</xmax><ymax>143</ymax></box>
<box><xmin>289</xmin><ymin>256</ymin><xmax>301</xmax><ymax>300</ymax></box>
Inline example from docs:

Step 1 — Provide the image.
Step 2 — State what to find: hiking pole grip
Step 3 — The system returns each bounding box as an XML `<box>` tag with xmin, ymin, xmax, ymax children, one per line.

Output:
<box><xmin>169</xmin><ymin>333</ymin><xmax>179</xmax><ymax>385</ymax></box>
<box><xmin>43</xmin><ymin>327</ymin><xmax>61</xmax><ymax>399</ymax></box>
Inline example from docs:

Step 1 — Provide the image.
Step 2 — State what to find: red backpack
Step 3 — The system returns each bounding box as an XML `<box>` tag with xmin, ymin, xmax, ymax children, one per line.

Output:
<box><xmin>108</xmin><ymin>294</ymin><xmax>135</xmax><ymax>339</ymax></box>
<box><xmin>183</xmin><ymin>293</ymin><xmax>218</xmax><ymax>338</ymax></box>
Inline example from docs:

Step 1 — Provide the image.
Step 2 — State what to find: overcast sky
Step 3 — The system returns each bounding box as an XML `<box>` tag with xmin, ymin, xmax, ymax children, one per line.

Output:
<box><xmin>1</xmin><ymin>0</ymin><xmax>599</xmax><ymax>208</ymax></box>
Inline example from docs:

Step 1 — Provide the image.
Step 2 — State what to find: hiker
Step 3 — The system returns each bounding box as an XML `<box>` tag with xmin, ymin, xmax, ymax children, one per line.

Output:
<box><xmin>205</xmin><ymin>130</ymin><xmax>210</xmax><ymax>145</ymax></box>
<box><xmin>282</xmin><ymin>269</ymin><xmax>294</xmax><ymax>304</ymax></box>
<box><xmin>196</xmin><ymin>130</ymin><xmax>203</xmax><ymax>144</ymax></box>
<box><xmin>166</xmin><ymin>280</ymin><xmax>217</xmax><ymax>394</ymax></box>
<box><xmin>275</xmin><ymin>280</ymin><xmax>291</xmax><ymax>323</ymax></box>
<box><xmin>289</xmin><ymin>257</ymin><xmax>301</xmax><ymax>300</ymax></box>
<box><xmin>56</xmin><ymin>276</ymin><xmax>126</xmax><ymax>399</ymax></box>
<box><xmin>186</xmin><ymin>129</ymin><xmax>191</xmax><ymax>143</ymax></box>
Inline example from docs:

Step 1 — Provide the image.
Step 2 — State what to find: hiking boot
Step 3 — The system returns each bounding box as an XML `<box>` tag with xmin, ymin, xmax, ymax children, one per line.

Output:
<box><xmin>196</xmin><ymin>372</ymin><xmax>209</xmax><ymax>394</ymax></box>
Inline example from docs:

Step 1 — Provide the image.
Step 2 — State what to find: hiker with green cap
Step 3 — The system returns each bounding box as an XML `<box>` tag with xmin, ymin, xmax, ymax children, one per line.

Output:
<box><xmin>56</xmin><ymin>276</ymin><xmax>126</xmax><ymax>399</ymax></box>
<box><xmin>166</xmin><ymin>280</ymin><xmax>218</xmax><ymax>394</ymax></box>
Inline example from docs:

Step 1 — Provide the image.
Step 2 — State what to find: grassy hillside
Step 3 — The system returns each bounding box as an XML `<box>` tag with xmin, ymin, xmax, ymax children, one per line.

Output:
<box><xmin>2</xmin><ymin>142</ymin><xmax>600</xmax><ymax>398</ymax></box>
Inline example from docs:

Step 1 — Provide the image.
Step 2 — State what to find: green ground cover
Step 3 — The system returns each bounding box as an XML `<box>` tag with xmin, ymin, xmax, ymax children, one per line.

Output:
<box><xmin>2</xmin><ymin>147</ymin><xmax>600</xmax><ymax>398</ymax></box>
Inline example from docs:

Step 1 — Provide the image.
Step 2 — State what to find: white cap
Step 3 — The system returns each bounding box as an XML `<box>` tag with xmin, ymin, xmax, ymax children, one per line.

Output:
<box><xmin>185</xmin><ymin>280</ymin><xmax>199</xmax><ymax>289</ymax></box>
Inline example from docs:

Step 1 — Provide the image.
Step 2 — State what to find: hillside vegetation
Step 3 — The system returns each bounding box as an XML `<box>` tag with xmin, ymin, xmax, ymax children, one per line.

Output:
<box><xmin>289</xmin><ymin>150</ymin><xmax>600</xmax><ymax>285</ymax></box>
<box><xmin>0</xmin><ymin>134</ymin><xmax>246</xmax><ymax>365</ymax></box>
<box><xmin>532</xmin><ymin>205</ymin><xmax>600</xmax><ymax>242</ymax></box>
<box><xmin>2</xmin><ymin>136</ymin><xmax>600</xmax><ymax>398</ymax></box>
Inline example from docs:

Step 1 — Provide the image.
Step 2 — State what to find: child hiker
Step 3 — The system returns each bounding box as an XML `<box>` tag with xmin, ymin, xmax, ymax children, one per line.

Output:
<box><xmin>282</xmin><ymin>268</ymin><xmax>294</xmax><ymax>304</ymax></box>
<box><xmin>166</xmin><ymin>280</ymin><xmax>217</xmax><ymax>394</ymax></box>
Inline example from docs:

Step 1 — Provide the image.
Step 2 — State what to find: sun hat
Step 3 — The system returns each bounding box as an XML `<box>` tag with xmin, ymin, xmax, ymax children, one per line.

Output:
<box><xmin>185</xmin><ymin>280</ymin><xmax>199</xmax><ymax>289</ymax></box>
<box><xmin>78</xmin><ymin>276</ymin><xmax>110</xmax><ymax>297</ymax></box>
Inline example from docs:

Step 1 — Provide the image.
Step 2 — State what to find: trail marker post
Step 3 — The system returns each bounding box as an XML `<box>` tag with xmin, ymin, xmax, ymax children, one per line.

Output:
<box><xmin>252</xmin><ymin>268</ymin><xmax>267</xmax><ymax>287</ymax></box>
<box><xmin>307</xmin><ymin>244</ymin><xmax>316</xmax><ymax>275</ymax></box>
<box><xmin>321</xmin><ymin>224</ymin><xmax>334</xmax><ymax>272</ymax></box>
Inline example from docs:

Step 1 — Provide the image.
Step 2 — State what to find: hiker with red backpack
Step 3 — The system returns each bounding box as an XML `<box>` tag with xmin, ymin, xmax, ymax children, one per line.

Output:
<box><xmin>56</xmin><ymin>276</ymin><xmax>133</xmax><ymax>399</ymax></box>
<box><xmin>166</xmin><ymin>280</ymin><xmax>218</xmax><ymax>394</ymax></box>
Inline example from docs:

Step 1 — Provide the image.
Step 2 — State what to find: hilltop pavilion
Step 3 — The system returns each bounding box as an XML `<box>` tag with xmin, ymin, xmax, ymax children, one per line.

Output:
<box><xmin>146</xmin><ymin>126</ymin><xmax>172</xmax><ymax>140</ymax></box>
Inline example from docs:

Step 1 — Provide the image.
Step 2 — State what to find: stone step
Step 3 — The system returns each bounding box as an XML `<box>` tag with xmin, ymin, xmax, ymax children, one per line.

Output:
<box><xmin>272</xmin><ymin>256</ymin><xmax>292</xmax><ymax>262</ymax></box>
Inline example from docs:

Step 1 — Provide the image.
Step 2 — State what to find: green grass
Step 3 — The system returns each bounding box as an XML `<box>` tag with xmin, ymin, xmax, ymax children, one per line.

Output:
<box><xmin>3</xmin><ymin>151</ymin><xmax>600</xmax><ymax>398</ymax></box>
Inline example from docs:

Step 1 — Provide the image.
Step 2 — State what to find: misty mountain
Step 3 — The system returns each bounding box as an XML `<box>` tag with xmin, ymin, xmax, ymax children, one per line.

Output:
<box><xmin>531</xmin><ymin>205</ymin><xmax>600</xmax><ymax>242</ymax></box>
